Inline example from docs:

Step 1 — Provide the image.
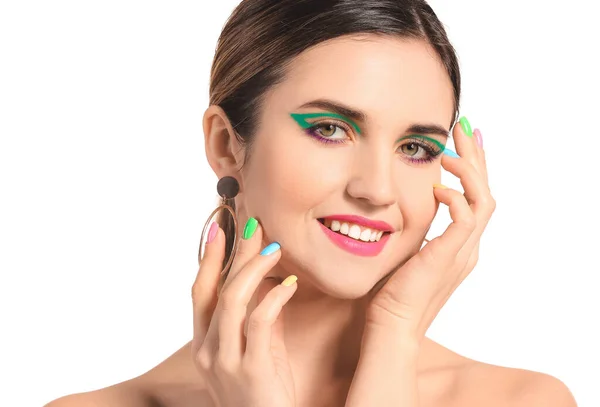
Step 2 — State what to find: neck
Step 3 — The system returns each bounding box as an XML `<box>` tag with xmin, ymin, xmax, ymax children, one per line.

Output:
<box><xmin>247</xmin><ymin>265</ymin><xmax>445</xmax><ymax>382</ymax></box>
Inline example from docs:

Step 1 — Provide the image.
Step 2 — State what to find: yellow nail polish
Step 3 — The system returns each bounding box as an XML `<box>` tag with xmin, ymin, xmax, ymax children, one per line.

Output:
<box><xmin>433</xmin><ymin>183</ymin><xmax>448</xmax><ymax>189</ymax></box>
<box><xmin>281</xmin><ymin>275</ymin><xmax>298</xmax><ymax>286</ymax></box>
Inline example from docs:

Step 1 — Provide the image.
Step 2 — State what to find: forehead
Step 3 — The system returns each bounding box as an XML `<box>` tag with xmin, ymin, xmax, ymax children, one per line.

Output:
<box><xmin>267</xmin><ymin>35</ymin><xmax>454</xmax><ymax>130</ymax></box>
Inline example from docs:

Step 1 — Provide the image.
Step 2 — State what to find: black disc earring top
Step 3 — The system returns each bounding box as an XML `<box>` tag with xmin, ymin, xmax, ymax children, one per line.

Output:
<box><xmin>217</xmin><ymin>176</ymin><xmax>239</xmax><ymax>199</ymax></box>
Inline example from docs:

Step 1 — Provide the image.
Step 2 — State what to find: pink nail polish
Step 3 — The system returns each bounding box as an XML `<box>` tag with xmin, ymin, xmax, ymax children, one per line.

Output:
<box><xmin>474</xmin><ymin>129</ymin><xmax>483</xmax><ymax>148</ymax></box>
<box><xmin>207</xmin><ymin>222</ymin><xmax>218</xmax><ymax>244</ymax></box>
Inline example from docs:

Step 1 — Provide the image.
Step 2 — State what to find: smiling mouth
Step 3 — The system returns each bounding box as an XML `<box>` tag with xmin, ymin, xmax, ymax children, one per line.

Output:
<box><xmin>318</xmin><ymin>218</ymin><xmax>391</xmax><ymax>243</ymax></box>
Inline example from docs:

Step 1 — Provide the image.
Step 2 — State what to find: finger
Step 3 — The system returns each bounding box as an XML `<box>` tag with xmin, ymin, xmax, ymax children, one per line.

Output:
<box><xmin>244</xmin><ymin>275</ymin><xmax>297</xmax><ymax>364</ymax></box>
<box><xmin>441</xmin><ymin>153</ymin><xmax>495</xmax><ymax>216</ymax></box>
<box><xmin>215</xmin><ymin>242</ymin><xmax>282</xmax><ymax>362</ymax></box>
<box><xmin>472</xmin><ymin>128</ymin><xmax>488</xmax><ymax>183</ymax></box>
<box><xmin>221</xmin><ymin>217</ymin><xmax>264</xmax><ymax>292</ymax></box>
<box><xmin>192</xmin><ymin>223</ymin><xmax>226</xmax><ymax>349</ymax></box>
<box><xmin>427</xmin><ymin>186</ymin><xmax>476</xmax><ymax>258</ymax></box>
<box><xmin>442</xmin><ymin>129</ymin><xmax>495</xmax><ymax>266</ymax></box>
<box><xmin>243</xmin><ymin>276</ymin><xmax>280</xmax><ymax>343</ymax></box>
<box><xmin>452</xmin><ymin>117</ymin><xmax>481</xmax><ymax>176</ymax></box>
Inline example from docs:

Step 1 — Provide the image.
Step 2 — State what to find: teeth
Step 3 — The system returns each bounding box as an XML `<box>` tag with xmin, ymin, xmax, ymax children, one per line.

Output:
<box><xmin>340</xmin><ymin>222</ymin><xmax>349</xmax><ymax>235</ymax></box>
<box><xmin>359</xmin><ymin>228</ymin><xmax>371</xmax><ymax>242</ymax></box>
<box><xmin>348</xmin><ymin>225</ymin><xmax>361</xmax><ymax>240</ymax></box>
<box><xmin>323</xmin><ymin>219</ymin><xmax>387</xmax><ymax>243</ymax></box>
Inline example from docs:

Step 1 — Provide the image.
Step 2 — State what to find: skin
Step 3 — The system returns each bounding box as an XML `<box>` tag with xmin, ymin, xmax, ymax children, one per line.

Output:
<box><xmin>44</xmin><ymin>35</ymin><xmax>577</xmax><ymax>407</ymax></box>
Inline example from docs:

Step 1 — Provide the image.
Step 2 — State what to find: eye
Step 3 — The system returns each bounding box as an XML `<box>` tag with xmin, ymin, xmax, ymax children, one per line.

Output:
<box><xmin>401</xmin><ymin>142</ymin><xmax>420</xmax><ymax>156</ymax></box>
<box><xmin>397</xmin><ymin>135</ymin><xmax>445</xmax><ymax>164</ymax></box>
<box><xmin>305</xmin><ymin>120</ymin><xmax>352</xmax><ymax>144</ymax></box>
<box><xmin>313</xmin><ymin>123</ymin><xmax>346</xmax><ymax>139</ymax></box>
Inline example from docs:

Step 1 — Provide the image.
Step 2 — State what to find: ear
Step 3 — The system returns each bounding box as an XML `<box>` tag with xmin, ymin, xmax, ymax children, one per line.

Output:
<box><xmin>203</xmin><ymin>105</ymin><xmax>244</xmax><ymax>178</ymax></box>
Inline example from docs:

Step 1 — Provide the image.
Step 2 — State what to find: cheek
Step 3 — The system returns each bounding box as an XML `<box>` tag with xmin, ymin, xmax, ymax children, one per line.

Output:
<box><xmin>397</xmin><ymin>166</ymin><xmax>440</xmax><ymax>228</ymax></box>
<box><xmin>242</xmin><ymin>133</ymin><xmax>341</xmax><ymax>220</ymax></box>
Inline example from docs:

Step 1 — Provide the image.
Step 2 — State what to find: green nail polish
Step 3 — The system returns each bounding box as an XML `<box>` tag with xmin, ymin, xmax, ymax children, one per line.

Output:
<box><xmin>243</xmin><ymin>217</ymin><xmax>258</xmax><ymax>239</ymax></box>
<box><xmin>459</xmin><ymin>116</ymin><xmax>473</xmax><ymax>137</ymax></box>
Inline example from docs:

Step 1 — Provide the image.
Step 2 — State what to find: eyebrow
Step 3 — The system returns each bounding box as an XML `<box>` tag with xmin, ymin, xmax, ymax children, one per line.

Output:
<box><xmin>296</xmin><ymin>98</ymin><xmax>450</xmax><ymax>138</ymax></box>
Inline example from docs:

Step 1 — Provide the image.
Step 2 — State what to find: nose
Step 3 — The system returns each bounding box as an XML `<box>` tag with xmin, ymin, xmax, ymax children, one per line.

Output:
<box><xmin>345</xmin><ymin>144</ymin><xmax>396</xmax><ymax>208</ymax></box>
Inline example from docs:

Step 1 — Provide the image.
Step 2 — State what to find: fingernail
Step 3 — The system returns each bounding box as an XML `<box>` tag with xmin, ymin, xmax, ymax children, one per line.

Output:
<box><xmin>206</xmin><ymin>222</ymin><xmax>218</xmax><ymax>244</ymax></box>
<box><xmin>433</xmin><ymin>183</ymin><xmax>448</xmax><ymax>189</ymax></box>
<box><xmin>443</xmin><ymin>148</ymin><xmax>460</xmax><ymax>158</ymax></box>
<box><xmin>474</xmin><ymin>128</ymin><xmax>483</xmax><ymax>148</ymax></box>
<box><xmin>281</xmin><ymin>275</ymin><xmax>298</xmax><ymax>286</ymax></box>
<box><xmin>260</xmin><ymin>242</ymin><xmax>281</xmax><ymax>256</ymax></box>
<box><xmin>459</xmin><ymin>116</ymin><xmax>473</xmax><ymax>137</ymax></box>
<box><xmin>243</xmin><ymin>217</ymin><xmax>258</xmax><ymax>240</ymax></box>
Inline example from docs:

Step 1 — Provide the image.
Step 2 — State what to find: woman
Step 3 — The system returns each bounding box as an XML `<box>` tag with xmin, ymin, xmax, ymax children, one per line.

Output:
<box><xmin>46</xmin><ymin>0</ymin><xmax>577</xmax><ymax>406</ymax></box>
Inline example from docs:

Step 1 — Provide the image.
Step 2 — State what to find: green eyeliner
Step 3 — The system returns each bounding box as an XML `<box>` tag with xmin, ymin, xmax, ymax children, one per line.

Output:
<box><xmin>397</xmin><ymin>134</ymin><xmax>446</xmax><ymax>153</ymax></box>
<box><xmin>290</xmin><ymin>112</ymin><xmax>362</xmax><ymax>135</ymax></box>
<box><xmin>290</xmin><ymin>113</ymin><xmax>444</xmax><ymax>156</ymax></box>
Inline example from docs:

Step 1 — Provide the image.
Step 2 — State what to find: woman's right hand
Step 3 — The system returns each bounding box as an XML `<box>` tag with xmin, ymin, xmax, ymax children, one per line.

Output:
<box><xmin>191</xmin><ymin>219</ymin><xmax>298</xmax><ymax>407</ymax></box>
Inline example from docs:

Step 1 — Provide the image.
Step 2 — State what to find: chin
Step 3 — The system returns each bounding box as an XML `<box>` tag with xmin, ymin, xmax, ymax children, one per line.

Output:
<box><xmin>322</xmin><ymin>281</ymin><xmax>377</xmax><ymax>300</ymax></box>
<box><xmin>278</xmin><ymin>252</ymin><xmax>389</xmax><ymax>299</ymax></box>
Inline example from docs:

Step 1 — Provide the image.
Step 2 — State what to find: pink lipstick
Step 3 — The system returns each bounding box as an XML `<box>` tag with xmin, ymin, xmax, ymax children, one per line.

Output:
<box><xmin>317</xmin><ymin>215</ymin><xmax>393</xmax><ymax>257</ymax></box>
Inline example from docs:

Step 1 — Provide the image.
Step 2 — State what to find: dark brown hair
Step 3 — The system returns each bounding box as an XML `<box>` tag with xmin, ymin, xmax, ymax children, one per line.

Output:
<box><xmin>209</xmin><ymin>0</ymin><xmax>461</xmax><ymax>286</ymax></box>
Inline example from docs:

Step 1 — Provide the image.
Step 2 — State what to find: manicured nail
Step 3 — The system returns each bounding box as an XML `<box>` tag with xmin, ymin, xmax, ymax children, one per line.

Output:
<box><xmin>243</xmin><ymin>217</ymin><xmax>258</xmax><ymax>240</ymax></box>
<box><xmin>206</xmin><ymin>222</ymin><xmax>218</xmax><ymax>244</ymax></box>
<box><xmin>281</xmin><ymin>275</ymin><xmax>298</xmax><ymax>286</ymax></box>
<box><xmin>260</xmin><ymin>242</ymin><xmax>281</xmax><ymax>256</ymax></box>
<box><xmin>443</xmin><ymin>148</ymin><xmax>460</xmax><ymax>158</ymax></box>
<box><xmin>474</xmin><ymin>128</ymin><xmax>483</xmax><ymax>148</ymax></box>
<box><xmin>433</xmin><ymin>183</ymin><xmax>448</xmax><ymax>189</ymax></box>
<box><xmin>459</xmin><ymin>116</ymin><xmax>473</xmax><ymax>137</ymax></box>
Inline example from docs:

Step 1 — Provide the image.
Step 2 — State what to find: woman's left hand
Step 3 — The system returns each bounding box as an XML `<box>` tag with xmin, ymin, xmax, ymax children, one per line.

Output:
<box><xmin>346</xmin><ymin>120</ymin><xmax>496</xmax><ymax>406</ymax></box>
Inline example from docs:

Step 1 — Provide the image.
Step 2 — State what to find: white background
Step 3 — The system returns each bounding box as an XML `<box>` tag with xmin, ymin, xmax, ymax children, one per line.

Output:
<box><xmin>1</xmin><ymin>1</ymin><xmax>598</xmax><ymax>406</ymax></box>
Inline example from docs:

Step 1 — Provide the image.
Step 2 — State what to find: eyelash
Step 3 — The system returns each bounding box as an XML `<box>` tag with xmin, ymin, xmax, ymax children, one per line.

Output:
<box><xmin>304</xmin><ymin>120</ymin><xmax>444</xmax><ymax>164</ymax></box>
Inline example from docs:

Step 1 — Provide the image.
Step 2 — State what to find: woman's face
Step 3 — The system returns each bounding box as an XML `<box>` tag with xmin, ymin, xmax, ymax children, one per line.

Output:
<box><xmin>238</xmin><ymin>35</ymin><xmax>455</xmax><ymax>298</ymax></box>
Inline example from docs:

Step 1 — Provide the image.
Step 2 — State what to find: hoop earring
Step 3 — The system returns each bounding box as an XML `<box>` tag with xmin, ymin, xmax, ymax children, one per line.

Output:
<box><xmin>197</xmin><ymin>176</ymin><xmax>240</xmax><ymax>275</ymax></box>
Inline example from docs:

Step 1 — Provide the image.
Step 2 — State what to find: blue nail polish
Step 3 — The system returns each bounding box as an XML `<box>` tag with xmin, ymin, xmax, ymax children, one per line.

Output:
<box><xmin>443</xmin><ymin>148</ymin><xmax>460</xmax><ymax>158</ymax></box>
<box><xmin>260</xmin><ymin>242</ymin><xmax>281</xmax><ymax>256</ymax></box>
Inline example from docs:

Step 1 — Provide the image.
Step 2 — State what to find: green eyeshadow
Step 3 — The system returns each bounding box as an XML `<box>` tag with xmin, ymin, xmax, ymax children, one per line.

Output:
<box><xmin>290</xmin><ymin>112</ymin><xmax>362</xmax><ymax>135</ymax></box>
<box><xmin>396</xmin><ymin>134</ymin><xmax>446</xmax><ymax>152</ymax></box>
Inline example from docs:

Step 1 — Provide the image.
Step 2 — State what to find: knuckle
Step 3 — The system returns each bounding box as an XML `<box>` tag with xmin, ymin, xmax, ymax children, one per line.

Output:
<box><xmin>420</xmin><ymin>246</ymin><xmax>440</xmax><ymax>266</ymax></box>
<box><xmin>467</xmin><ymin>253</ymin><xmax>478</xmax><ymax>270</ymax></box>
<box><xmin>195</xmin><ymin>347</ymin><xmax>213</xmax><ymax>371</ymax></box>
<box><xmin>220</xmin><ymin>290</ymin><xmax>242</xmax><ymax>311</ymax></box>
<box><xmin>479</xmin><ymin>195</ymin><xmax>496</xmax><ymax>212</ymax></box>
<box><xmin>233</xmin><ymin>241</ymin><xmax>253</xmax><ymax>260</ymax></box>
<box><xmin>240</xmin><ymin>358</ymin><xmax>257</xmax><ymax>380</ymax></box>
<box><xmin>449</xmin><ymin>189</ymin><xmax>462</xmax><ymax>201</ymax></box>
<box><xmin>247</xmin><ymin>311</ymin><xmax>272</xmax><ymax>333</ymax></box>
<box><xmin>450</xmin><ymin>190</ymin><xmax>467</xmax><ymax>207</ymax></box>
<box><xmin>214</xmin><ymin>352</ymin><xmax>237</xmax><ymax>376</ymax></box>
<box><xmin>235</xmin><ymin>245</ymin><xmax>249</xmax><ymax>258</ymax></box>
<box><xmin>488</xmin><ymin>196</ymin><xmax>497</xmax><ymax>213</ymax></box>
<box><xmin>461</xmin><ymin>215</ymin><xmax>477</xmax><ymax>232</ymax></box>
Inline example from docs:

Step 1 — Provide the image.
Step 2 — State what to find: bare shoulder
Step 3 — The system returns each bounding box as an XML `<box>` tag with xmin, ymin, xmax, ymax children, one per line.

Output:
<box><xmin>43</xmin><ymin>380</ymin><xmax>157</xmax><ymax>407</ymax></box>
<box><xmin>44</xmin><ymin>341</ymin><xmax>212</xmax><ymax>407</ymax></box>
<box><xmin>456</xmin><ymin>360</ymin><xmax>578</xmax><ymax>407</ymax></box>
<box><xmin>133</xmin><ymin>340</ymin><xmax>214</xmax><ymax>407</ymax></box>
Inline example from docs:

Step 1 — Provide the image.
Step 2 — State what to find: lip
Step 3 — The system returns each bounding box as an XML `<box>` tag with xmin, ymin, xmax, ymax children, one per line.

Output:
<box><xmin>317</xmin><ymin>221</ymin><xmax>391</xmax><ymax>257</ymax></box>
<box><xmin>320</xmin><ymin>214</ymin><xmax>395</xmax><ymax>233</ymax></box>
